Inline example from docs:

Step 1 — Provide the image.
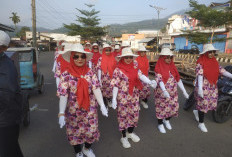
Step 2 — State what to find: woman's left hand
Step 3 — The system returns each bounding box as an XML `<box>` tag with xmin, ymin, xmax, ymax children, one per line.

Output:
<box><xmin>100</xmin><ymin>104</ymin><xmax>108</xmax><ymax>117</ymax></box>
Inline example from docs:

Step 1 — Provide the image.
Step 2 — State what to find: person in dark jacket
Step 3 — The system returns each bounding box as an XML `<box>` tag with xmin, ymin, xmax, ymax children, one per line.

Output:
<box><xmin>0</xmin><ymin>31</ymin><xmax>24</xmax><ymax>157</ymax></box>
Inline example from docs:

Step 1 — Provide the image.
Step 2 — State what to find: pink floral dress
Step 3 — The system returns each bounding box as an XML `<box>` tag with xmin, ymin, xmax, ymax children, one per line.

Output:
<box><xmin>90</xmin><ymin>61</ymin><xmax>98</xmax><ymax>74</ymax></box>
<box><xmin>194</xmin><ymin>63</ymin><xmax>225</xmax><ymax>113</ymax></box>
<box><xmin>97</xmin><ymin>57</ymin><xmax>113</xmax><ymax>99</ymax></box>
<box><xmin>110</xmin><ymin>63</ymin><xmax>142</xmax><ymax>131</ymax></box>
<box><xmin>134</xmin><ymin>60</ymin><xmax>151</xmax><ymax>100</ymax></box>
<box><xmin>57</xmin><ymin>70</ymin><xmax>101</xmax><ymax>145</ymax></box>
<box><xmin>154</xmin><ymin>73</ymin><xmax>179</xmax><ymax>119</ymax></box>
<box><xmin>54</xmin><ymin>61</ymin><xmax>61</xmax><ymax>78</ymax></box>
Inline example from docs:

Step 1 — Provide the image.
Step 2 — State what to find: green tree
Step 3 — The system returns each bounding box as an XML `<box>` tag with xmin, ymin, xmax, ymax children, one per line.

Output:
<box><xmin>183</xmin><ymin>0</ymin><xmax>232</xmax><ymax>44</ymax></box>
<box><xmin>9</xmin><ymin>12</ymin><xmax>20</xmax><ymax>30</ymax></box>
<box><xmin>64</xmin><ymin>4</ymin><xmax>106</xmax><ymax>42</ymax></box>
<box><xmin>16</xmin><ymin>26</ymin><xmax>30</xmax><ymax>40</ymax></box>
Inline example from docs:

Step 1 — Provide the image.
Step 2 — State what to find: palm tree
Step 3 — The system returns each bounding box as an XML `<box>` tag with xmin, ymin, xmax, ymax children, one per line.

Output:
<box><xmin>9</xmin><ymin>12</ymin><xmax>20</xmax><ymax>30</ymax></box>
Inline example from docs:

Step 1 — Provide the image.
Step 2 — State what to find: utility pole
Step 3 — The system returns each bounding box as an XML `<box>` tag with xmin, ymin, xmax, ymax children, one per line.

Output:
<box><xmin>32</xmin><ymin>0</ymin><xmax>37</xmax><ymax>48</ymax></box>
<box><xmin>149</xmin><ymin>4</ymin><xmax>166</xmax><ymax>53</ymax></box>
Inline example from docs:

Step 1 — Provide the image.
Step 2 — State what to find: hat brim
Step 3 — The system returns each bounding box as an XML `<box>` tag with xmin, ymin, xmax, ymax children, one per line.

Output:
<box><xmin>117</xmin><ymin>54</ymin><xmax>138</xmax><ymax>59</ymax></box>
<box><xmin>159</xmin><ymin>53</ymin><xmax>175</xmax><ymax>56</ymax></box>
<box><xmin>200</xmin><ymin>48</ymin><xmax>219</xmax><ymax>55</ymax></box>
<box><xmin>62</xmin><ymin>50</ymin><xmax>93</xmax><ymax>63</ymax></box>
<box><xmin>138</xmin><ymin>50</ymin><xmax>149</xmax><ymax>52</ymax></box>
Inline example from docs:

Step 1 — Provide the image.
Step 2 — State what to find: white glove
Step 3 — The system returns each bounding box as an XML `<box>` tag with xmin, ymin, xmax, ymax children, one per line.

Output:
<box><xmin>98</xmin><ymin>69</ymin><xmax>102</xmax><ymax>86</ymax></box>
<box><xmin>112</xmin><ymin>87</ymin><xmax>118</xmax><ymax>109</ymax></box>
<box><xmin>52</xmin><ymin>60</ymin><xmax>57</xmax><ymax>73</ymax></box>
<box><xmin>93</xmin><ymin>88</ymin><xmax>108</xmax><ymax>117</ymax></box>
<box><xmin>59</xmin><ymin>116</ymin><xmax>65</xmax><ymax>128</ymax></box>
<box><xmin>150</xmin><ymin>80</ymin><xmax>157</xmax><ymax>89</ymax></box>
<box><xmin>58</xmin><ymin>96</ymin><xmax>67</xmax><ymax>128</ymax></box>
<box><xmin>163</xmin><ymin>90</ymin><xmax>170</xmax><ymax>98</ymax></box>
<box><xmin>88</xmin><ymin>61</ymin><xmax>92</xmax><ymax>69</ymax></box>
<box><xmin>198</xmin><ymin>75</ymin><xmax>204</xmax><ymax>98</ymax></box>
<box><xmin>56</xmin><ymin>77</ymin><xmax>60</xmax><ymax>88</ymax></box>
<box><xmin>139</xmin><ymin>74</ymin><xmax>151</xmax><ymax>84</ymax></box>
<box><xmin>159</xmin><ymin>81</ymin><xmax>170</xmax><ymax>98</ymax></box>
<box><xmin>177</xmin><ymin>80</ymin><xmax>189</xmax><ymax>99</ymax></box>
<box><xmin>222</xmin><ymin>71</ymin><xmax>232</xmax><ymax>79</ymax></box>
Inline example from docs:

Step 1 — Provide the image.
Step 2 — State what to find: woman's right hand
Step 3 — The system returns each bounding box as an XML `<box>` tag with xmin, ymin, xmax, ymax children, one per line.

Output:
<box><xmin>59</xmin><ymin>116</ymin><xmax>65</xmax><ymax>128</ymax></box>
<box><xmin>163</xmin><ymin>90</ymin><xmax>170</xmax><ymax>98</ymax></box>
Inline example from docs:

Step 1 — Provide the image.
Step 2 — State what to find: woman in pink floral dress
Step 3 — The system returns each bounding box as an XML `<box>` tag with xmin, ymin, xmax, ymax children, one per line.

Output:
<box><xmin>136</xmin><ymin>45</ymin><xmax>151</xmax><ymax>109</ymax></box>
<box><xmin>154</xmin><ymin>48</ymin><xmax>189</xmax><ymax>134</ymax></box>
<box><xmin>57</xmin><ymin>43</ymin><xmax>108</xmax><ymax>157</ymax></box>
<box><xmin>110</xmin><ymin>47</ymin><xmax>157</xmax><ymax>149</ymax></box>
<box><xmin>97</xmin><ymin>44</ymin><xmax>117</xmax><ymax>107</ymax></box>
<box><xmin>89</xmin><ymin>43</ymin><xmax>101</xmax><ymax>74</ymax></box>
<box><xmin>194</xmin><ymin>44</ymin><xmax>232</xmax><ymax>132</ymax></box>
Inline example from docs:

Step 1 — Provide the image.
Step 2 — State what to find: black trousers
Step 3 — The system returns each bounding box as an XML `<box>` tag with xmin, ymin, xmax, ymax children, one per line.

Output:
<box><xmin>73</xmin><ymin>143</ymin><xmax>92</xmax><ymax>153</ymax></box>
<box><xmin>121</xmin><ymin>127</ymin><xmax>134</xmax><ymax>137</ymax></box>
<box><xmin>198</xmin><ymin>110</ymin><xmax>205</xmax><ymax>123</ymax></box>
<box><xmin>0</xmin><ymin>125</ymin><xmax>24</xmax><ymax>157</ymax></box>
<box><xmin>158</xmin><ymin>117</ymin><xmax>172</xmax><ymax>125</ymax></box>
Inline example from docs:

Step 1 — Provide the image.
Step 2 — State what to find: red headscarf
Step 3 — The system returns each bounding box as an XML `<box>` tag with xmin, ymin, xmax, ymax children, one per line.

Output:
<box><xmin>154</xmin><ymin>56</ymin><xmax>180</xmax><ymax>84</ymax></box>
<box><xmin>84</xmin><ymin>48</ymin><xmax>91</xmax><ymax>52</ymax></box>
<box><xmin>91</xmin><ymin>46</ymin><xmax>101</xmax><ymax>65</ymax></box>
<box><xmin>118</xmin><ymin>59</ymin><xmax>143</xmax><ymax>95</ymax></box>
<box><xmin>196</xmin><ymin>52</ymin><xmax>219</xmax><ymax>85</ymax></box>
<box><xmin>113</xmin><ymin>49</ymin><xmax>121</xmax><ymax>57</ymax></box>
<box><xmin>67</xmin><ymin>52</ymin><xmax>90</xmax><ymax>111</ymax></box>
<box><xmin>57</xmin><ymin>54</ymin><xmax>69</xmax><ymax>74</ymax></box>
<box><xmin>136</xmin><ymin>52</ymin><xmax>149</xmax><ymax>76</ymax></box>
<box><xmin>101</xmin><ymin>48</ymin><xmax>117</xmax><ymax>78</ymax></box>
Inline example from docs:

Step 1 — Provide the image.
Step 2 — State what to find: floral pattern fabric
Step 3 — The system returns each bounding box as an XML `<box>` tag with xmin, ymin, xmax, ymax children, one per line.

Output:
<box><xmin>194</xmin><ymin>63</ymin><xmax>225</xmax><ymax>113</ymax></box>
<box><xmin>54</xmin><ymin>61</ymin><xmax>61</xmax><ymax>78</ymax></box>
<box><xmin>110</xmin><ymin>63</ymin><xmax>142</xmax><ymax>131</ymax></box>
<box><xmin>154</xmin><ymin>73</ymin><xmax>179</xmax><ymax>119</ymax></box>
<box><xmin>97</xmin><ymin>57</ymin><xmax>113</xmax><ymax>99</ymax></box>
<box><xmin>134</xmin><ymin>60</ymin><xmax>151</xmax><ymax>100</ymax></box>
<box><xmin>57</xmin><ymin>69</ymin><xmax>101</xmax><ymax>145</ymax></box>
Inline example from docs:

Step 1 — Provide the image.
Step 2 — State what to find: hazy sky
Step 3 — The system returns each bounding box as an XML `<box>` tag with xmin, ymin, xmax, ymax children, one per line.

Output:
<box><xmin>0</xmin><ymin>0</ymin><xmax>225</xmax><ymax>29</ymax></box>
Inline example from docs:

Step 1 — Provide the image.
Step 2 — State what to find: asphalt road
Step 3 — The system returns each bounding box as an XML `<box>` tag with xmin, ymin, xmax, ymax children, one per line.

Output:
<box><xmin>19</xmin><ymin>51</ymin><xmax>232</xmax><ymax>157</ymax></box>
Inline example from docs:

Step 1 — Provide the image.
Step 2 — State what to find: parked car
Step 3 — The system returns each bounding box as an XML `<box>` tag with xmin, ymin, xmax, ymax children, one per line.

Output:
<box><xmin>4</xmin><ymin>51</ymin><xmax>31</xmax><ymax>126</ymax></box>
<box><xmin>6</xmin><ymin>47</ymin><xmax>45</xmax><ymax>94</ymax></box>
<box><xmin>38</xmin><ymin>45</ymin><xmax>48</xmax><ymax>52</ymax></box>
<box><xmin>179</xmin><ymin>45</ymin><xmax>200</xmax><ymax>54</ymax></box>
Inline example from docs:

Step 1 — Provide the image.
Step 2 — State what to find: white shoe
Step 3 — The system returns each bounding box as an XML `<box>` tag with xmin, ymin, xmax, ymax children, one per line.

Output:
<box><xmin>193</xmin><ymin>110</ymin><xmax>199</xmax><ymax>122</ymax></box>
<box><xmin>198</xmin><ymin>123</ymin><xmax>208</xmax><ymax>132</ymax></box>
<box><xmin>120</xmin><ymin>137</ymin><xmax>131</xmax><ymax>148</ymax></box>
<box><xmin>76</xmin><ymin>152</ymin><xmax>84</xmax><ymax>157</ymax></box>
<box><xmin>158</xmin><ymin>124</ymin><xmax>166</xmax><ymax>133</ymax></box>
<box><xmin>163</xmin><ymin>120</ymin><xmax>172</xmax><ymax>130</ymax></box>
<box><xmin>126</xmin><ymin>132</ymin><xmax>140</xmax><ymax>142</ymax></box>
<box><xmin>140</xmin><ymin>101</ymin><xmax>148</xmax><ymax>109</ymax></box>
<box><xmin>82</xmin><ymin>148</ymin><xmax>96</xmax><ymax>157</ymax></box>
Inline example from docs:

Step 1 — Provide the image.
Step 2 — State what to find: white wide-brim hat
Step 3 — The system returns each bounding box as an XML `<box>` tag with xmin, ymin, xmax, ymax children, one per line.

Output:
<box><xmin>138</xmin><ymin>45</ymin><xmax>148</xmax><ymax>52</ymax></box>
<box><xmin>0</xmin><ymin>31</ymin><xmax>10</xmax><ymax>46</ymax></box>
<box><xmin>92</xmin><ymin>43</ymin><xmax>99</xmax><ymax>47</ymax></box>
<box><xmin>62</xmin><ymin>43</ymin><xmax>93</xmax><ymax>62</ymax></box>
<box><xmin>103</xmin><ymin>43</ymin><xmax>112</xmax><ymax>49</ymax></box>
<box><xmin>115</xmin><ymin>45</ymin><xmax>120</xmax><ymax>50</ymax></box>
<box><xmin>58</xmin><ymin>42</ymin><xmax>73</xmax><ymax>54</ymax></box>
<box><xmin>117</xmin><ymin>47</ymin><xmax>138</xmax><ymax>59</ymax></box>
<box><xmin>121</xmin><ymin>41</ymin><xmax>130</xmax><ymax>47</ymax></box>
<box><xmin>159</xmin><ymin>48</ymin><xmax>174</xmax><ymax>56</ymax></box>
<box><xmin>200</xmin><ymin>44</ymin><xmax>219</xmax><ymax>55</ymax></box>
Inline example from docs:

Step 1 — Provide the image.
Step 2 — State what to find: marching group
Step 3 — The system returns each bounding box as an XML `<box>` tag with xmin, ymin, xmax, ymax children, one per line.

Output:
<box><xmin>52</xmin><ymin>41</ymin><xmax>232</xmax><ymax>157</ymax></box>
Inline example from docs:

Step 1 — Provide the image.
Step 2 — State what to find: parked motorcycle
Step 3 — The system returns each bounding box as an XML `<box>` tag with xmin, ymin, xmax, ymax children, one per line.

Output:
<box><xmin>183</xmin><ymin>66</ymin><xmax>232</xmax><ymax>123</ymax></box>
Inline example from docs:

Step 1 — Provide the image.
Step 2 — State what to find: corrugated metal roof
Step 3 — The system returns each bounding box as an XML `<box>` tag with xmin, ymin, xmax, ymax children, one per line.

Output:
<box><xmin>0</xmin><ymin>23</ymin><xmax>15</xmax><ymax>32</ymax></box>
